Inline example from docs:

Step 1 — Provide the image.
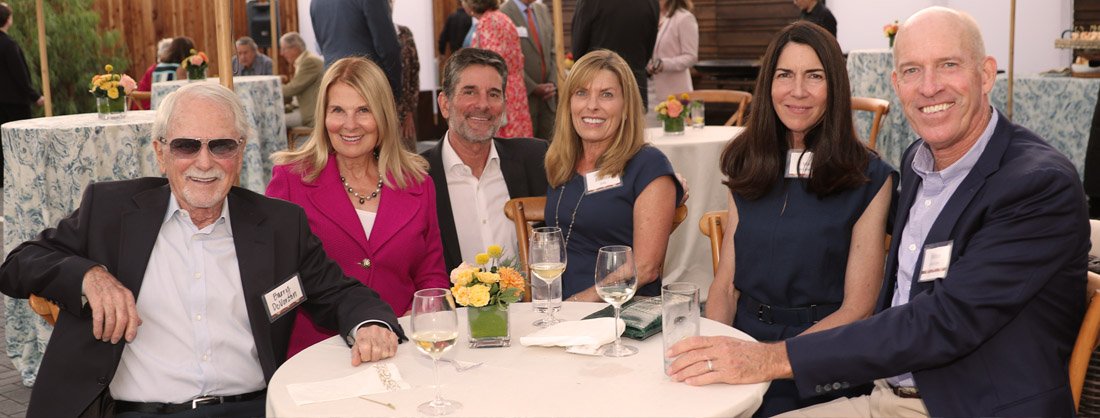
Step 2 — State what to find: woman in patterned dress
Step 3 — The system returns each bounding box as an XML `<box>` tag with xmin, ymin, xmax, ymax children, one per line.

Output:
<box><xmin>462</xmin><ymin>0</ymin><xmax>534</xmax><ymax>138</ymax></box>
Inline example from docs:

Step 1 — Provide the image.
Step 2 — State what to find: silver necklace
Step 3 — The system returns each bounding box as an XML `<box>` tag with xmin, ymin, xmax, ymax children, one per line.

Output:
<box><xmin>553</xmin><ymin>181</ymin><xmax>585</xmax><ymax>249</ymax></box>
<box><xmin>341</xmin><ymin>175</ymin><xmax>383</xmax><ymax>204</ymax></box>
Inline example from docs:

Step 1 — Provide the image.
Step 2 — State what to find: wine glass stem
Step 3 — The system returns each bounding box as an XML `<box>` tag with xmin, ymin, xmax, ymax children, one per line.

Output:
<box><xmin>612</xmin><ymin>305</ymin><xmax>622</xmax><ymax>352</ymax></box>
<box><xmin>432</xmin><ymin>358</ymin><xmax>443</xmax><ymax>406</ymax></box>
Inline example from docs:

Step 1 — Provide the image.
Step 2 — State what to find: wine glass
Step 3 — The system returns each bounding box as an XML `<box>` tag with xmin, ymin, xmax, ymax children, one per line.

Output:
<box><xmin>529</xmin><ymin>227</ymin><xmax>566</xmax><ymax>327</ymax></box>
<box><xmin>410</xmin><ymin>288</ymin><xmax>462</xmax><ymax>416</ymax></box>
<box><xmin>594</xmin><ymin>245</ymin><xmax>639</xmax><ymax>357</ymax></box>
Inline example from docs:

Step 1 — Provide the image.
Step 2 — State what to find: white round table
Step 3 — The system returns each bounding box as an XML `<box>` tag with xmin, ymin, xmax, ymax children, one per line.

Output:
<box><xmin>646</xmin><ymin>126</ymin><xmax>744</xmax><ymax>301</ymax></box>
<box><xmin>266</xmin><ymin>302</ymin><xmax>767</xmax><ymax>417</ymax></box>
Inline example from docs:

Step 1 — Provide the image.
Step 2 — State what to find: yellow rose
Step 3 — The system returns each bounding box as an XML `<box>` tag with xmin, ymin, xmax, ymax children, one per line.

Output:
<box><xmin>487</xmin><ymin>245</ymin><xmax>503</xmax><ymax>258</ymax></box>
<box><xmin>449</xmin><ymin>263</ymin><xmax>471</xmax><ymax>283</ymax></box>
<box><xmin>107</xmin><ymin>88</ymin><xmax>120</xmax><ymax>99</ymax></box>
<box><xmin>467</xmin><ymin>284</ymin><xmax>491</xmax><ymax>307</ymax></box>
<box><xmin>476</xmin><ymin>271</ymin><xmax>500</xmax><ymax>284</ymax></box>
<box><xmin>498</xmin><ymin>267</ymin><xmax>524</xmax><ymax>291</ymax></box>
<box><xmin>104</xmin><ymin>64</ymin><xmax>114</xmax><ymax>73</ymax></box>
<box><xmin>475</xmin><ymin>253</ymin><xmax>490</xmax><ymax>266</ymax></box>
<box><xmin>453</xmin><ymin>269</ymin><xmax>474</xmax><ymax>287</ymax></box>
<box><xmin>451</xmin><ymin>285</ymin><xmax>471</xmax><ymax>306</ymax></box>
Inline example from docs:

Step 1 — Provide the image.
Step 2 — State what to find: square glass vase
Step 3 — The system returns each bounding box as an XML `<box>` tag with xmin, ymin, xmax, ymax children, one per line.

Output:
<box><xmin>466</xmin><ymin>304</ymin><xmax>510</xmax><ymax>348</ymax></box>
<box><xmin>95</xmin><ymin>96</ymin><xmax>126</xmax><ymax>120</ymax></box>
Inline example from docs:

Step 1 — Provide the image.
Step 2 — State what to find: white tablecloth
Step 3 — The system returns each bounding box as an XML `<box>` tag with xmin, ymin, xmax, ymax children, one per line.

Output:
<box><xmin>266</xmin><ymin>302</ymin><xmax>767</xmax><ymax>417</ymax></box>
<box><xmin>646</xmin><ymin>126</ymin><xmax>744</xmax><ymax>301</ymax></box>
<box><xmin>153</xmin><ymin>75</ymin><xmax>286</xmax><ymax>186</ymax></box>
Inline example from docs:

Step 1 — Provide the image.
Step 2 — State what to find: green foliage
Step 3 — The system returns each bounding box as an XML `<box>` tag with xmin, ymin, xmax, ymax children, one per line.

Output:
<box><xmin>8</xmin><ymin>0</ymin><xmax>128</xmax><ymax>116</ymax></box>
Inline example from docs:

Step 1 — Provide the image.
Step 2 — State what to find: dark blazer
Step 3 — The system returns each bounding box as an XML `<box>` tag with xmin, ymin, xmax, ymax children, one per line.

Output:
<box><xmin>0</xmin><ymin>178</ymin><xmax>403</xmax><ymax>417</ymax></box>
<box><xmin>421</xmin><ymin>137</ymin><xmax>550</xmax><ymax>272</ymax></box>
<box><xmin>571</xmin><ymin>0</ymin><xmax>658</xmax><ymax>107</ymax></box>
<box><xmin>437</xmin><ymin>7</ymin><xmax>471</xmax><ymax>55</ymax></box>
<box><xmin>310</xmin><ymin>0</ymin><xmax>402</xmax><ymax>100</ymax></box>
<box><xmin>0</xmin><ymin>31</ymin><xmax>39</xmax><ymax>106</ymax></box>
<box><xmin>785</xmin><ymin>115</ymin><xmax>1089</xmax><ymax>416</ymax></box>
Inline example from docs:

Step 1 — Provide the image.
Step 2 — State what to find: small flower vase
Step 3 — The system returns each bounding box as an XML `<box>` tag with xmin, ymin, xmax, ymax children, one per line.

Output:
<box><xmin>95</xmin><ymin>96</ymin><xmax>127</xmax><ymax>120</ymax></box>
<box><xmin>467</xmin><ymin>304</ymin><xmax>510</xmax><ymax>348</ymax></box>
<box><xmin>888</xmin><ymin>35</ymin><xmax>895</xmax><ymax>48</ymax></box>
<box><xmin>663</xmin><ymin>116</ymin><xmax>686</xmax><ymax>136</ymax></box>
<box><xmin>187</xmin><ymin>66</ymin><xmax>207</xmax><ymax>81</ymax></box>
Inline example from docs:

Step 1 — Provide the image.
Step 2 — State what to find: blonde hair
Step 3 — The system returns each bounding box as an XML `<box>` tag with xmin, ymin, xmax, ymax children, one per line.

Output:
<box><xmin>270</xmin><ymin>56</ymin><xmax>427</xmax><ymax>188</ymax></box>
<box><xmin>545</xmin><ymin>50</ymin><xmax>647</xmax><ymax>188</ymax></box>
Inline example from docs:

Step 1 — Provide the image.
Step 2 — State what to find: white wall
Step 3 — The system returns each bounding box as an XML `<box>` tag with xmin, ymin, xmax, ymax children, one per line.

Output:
<box><xmin>832</xmin><ymin>0</ymin><xmax>1073</xmax><ymax>76</ymax></box>
<box><xmin>295</xmin><ymin>0</ymin><xmax>439</xmax><ymax>90</ymax></box>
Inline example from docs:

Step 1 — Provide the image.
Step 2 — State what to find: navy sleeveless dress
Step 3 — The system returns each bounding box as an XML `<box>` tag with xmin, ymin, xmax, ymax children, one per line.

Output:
<box><xmin>733</xmin><ymin>154</ymin><xmax>895</xmax><ymax>416</ymax></box>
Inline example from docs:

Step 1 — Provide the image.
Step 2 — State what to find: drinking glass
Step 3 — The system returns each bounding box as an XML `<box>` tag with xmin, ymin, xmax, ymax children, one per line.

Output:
<box><xmin>690</xmin><ymin>100</ymin><xmax>705</xmax><ymax>128</ymax></box>
<box><xmin>410</xmin><ymin>288</ymin><xmax>462</xmax><ymax>415</ymax></box>
<box><xmin>661</xmin><ymin>282</ymin><xmax>700</xmax><ymax>373</ymax></box>
<box><xmin>594</xmin><ymin>245</ymin><xmax>638</xmax><ymax>357</ymax></box>
<box><xmin>529</xmin><ymin>227</ymin><xmax>566</xmax><ymax>327</ymax></box>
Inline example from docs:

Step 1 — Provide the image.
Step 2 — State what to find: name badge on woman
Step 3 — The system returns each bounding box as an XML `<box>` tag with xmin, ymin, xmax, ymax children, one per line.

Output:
<box><xmin>785</xmin><ymin>150</ymin><xmax>813</xmax><ymax>178</ymax></box>
<box><xmin>585</xmin><ymin>170</ymin><xmax>622</xmax><ymax>194</ymax></box>
<box><xmin>918</xmin><ymin>241</ymin><xmax>953</xmax><ymax>282</ymax></box>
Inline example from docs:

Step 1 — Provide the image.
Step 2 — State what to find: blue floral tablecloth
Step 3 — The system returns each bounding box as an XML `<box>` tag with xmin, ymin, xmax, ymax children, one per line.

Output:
<box><xmin>847</xmin><ymin>49</ymin><xmax>1100</xmax><ymax>177</ymax></box>
<box><xmin>153</xmin><ymin>75</ymin><xmax>286</xmax><ymax>185</ymax></box>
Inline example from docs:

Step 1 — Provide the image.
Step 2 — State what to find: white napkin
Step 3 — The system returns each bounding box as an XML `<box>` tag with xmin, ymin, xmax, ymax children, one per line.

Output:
<box><xmin>286</xmin><ymin>363</ymin><xmax>410</xmax><ymax>406</ymax></box>
<box><xmin>519</xmin><ymin>318</ymin><xmax>625</xmax><ymax>355</ymax></box>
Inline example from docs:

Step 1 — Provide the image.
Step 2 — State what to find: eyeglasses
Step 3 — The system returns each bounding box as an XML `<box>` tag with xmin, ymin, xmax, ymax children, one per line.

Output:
<box><xmin>159</xmin><ymin>137</ymin><xmax>243</xmax><ymax>159</ymax></box>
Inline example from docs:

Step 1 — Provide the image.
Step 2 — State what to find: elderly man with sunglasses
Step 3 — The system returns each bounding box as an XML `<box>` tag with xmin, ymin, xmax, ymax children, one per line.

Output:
<box><xmin>0</xmin><ymin>83</ymin><xmax>404</xmax><ymax>418</ymax></box>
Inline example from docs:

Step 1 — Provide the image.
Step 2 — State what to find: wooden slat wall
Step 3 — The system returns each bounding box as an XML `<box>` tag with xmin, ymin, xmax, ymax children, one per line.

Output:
<box><xmin>91</xmin><ymin>0</ymin><xmax>300</xmax><ymax>79</ymax></box>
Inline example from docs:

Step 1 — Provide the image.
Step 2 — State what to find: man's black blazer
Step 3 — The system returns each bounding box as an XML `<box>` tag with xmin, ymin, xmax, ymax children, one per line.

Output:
<box><xmin>0</xmin><ymin>178</ymin><xmax>403</xmax><ymax>417</ymax></box>
<box><xmin>421</xmin><ymin>137</ymin><xmax>550</xmax><ymax>271</ymax></box>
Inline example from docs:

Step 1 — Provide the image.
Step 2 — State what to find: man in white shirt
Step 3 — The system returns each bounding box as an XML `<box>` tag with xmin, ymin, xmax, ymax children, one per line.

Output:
<box><xmin>0</xmin><ymin>82</ymin><xmax>402</xmax><ymax>417</ymax></box>
<box><xmin>421</xmin><ymin>48</ymin><xmax>550</xmax><ymax>272</ymax></box>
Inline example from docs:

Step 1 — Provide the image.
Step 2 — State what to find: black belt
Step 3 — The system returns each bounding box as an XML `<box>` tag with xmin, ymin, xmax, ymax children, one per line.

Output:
<box><xmin>890</xmin><ymin>385</ymin><xmax>921</xmax><ymax>399</ymax></box>
<box><xmin>114</xmin><ymin>389</ymin><xmax>266</xmax><ymax>414</ymax></box>
<box><xmin>744</xmin><ymin>296</ymin><xmax>840</xmax><ymax>326</ymax></box>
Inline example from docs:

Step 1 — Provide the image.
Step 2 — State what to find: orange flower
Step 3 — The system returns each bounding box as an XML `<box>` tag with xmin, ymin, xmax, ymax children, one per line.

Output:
<box><xmin>498</xmin><ymin>267</ymin><xmax>525</xmax><ymax>292</ymax></box>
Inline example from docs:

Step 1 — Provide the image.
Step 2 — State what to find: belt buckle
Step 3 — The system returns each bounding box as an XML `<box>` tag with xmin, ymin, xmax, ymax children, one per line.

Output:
<box><xmin>756</xmin><ymin>303</ymin><xmax>773</xmax><ymax>325</ymax></box>
<box><xmin>808</xmin><ymin>304</ymin><xmax>820</xmax><ymax>323</ymax></box>
<box><xmin>191</xmin><ymin>396</ymin><xmax>221</xmax><ymax>409</ymax></box>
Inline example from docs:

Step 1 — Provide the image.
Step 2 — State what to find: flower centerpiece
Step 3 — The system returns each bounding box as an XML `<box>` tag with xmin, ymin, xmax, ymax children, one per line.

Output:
<box><xmin>884</xmin><ymin>20</ymin><xmax>899</xmax><ymax>48</ymax></box>
<box><xmin>450</xmin><ymin>245</ymin><xmax>525</xmax><ymax>348</ymax></box>
<box><xmin>182</xmin><ymin>49</ymin><xmax>209</xmax><ymax>81</ymax></box>
<box><xmin>88</xmin><ymin>64</ymin><xmax>136</xmax><ymax>120</ymax></box>
<box><xmin>655</xmin><ymin>94</ymin><xmax>692</xmax><ymax>135</ymax></box>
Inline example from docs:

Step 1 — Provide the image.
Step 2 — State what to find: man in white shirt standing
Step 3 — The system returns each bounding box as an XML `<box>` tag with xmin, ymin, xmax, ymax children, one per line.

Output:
<box><xmin>421</xmin><ymin>48</ymin><xmax>550</xmax><ymax>271</ymax></box>
<box><xmin>0</xmin><ymin>82</ymin><xmax>403</xmax><ymax>417</ymax></box>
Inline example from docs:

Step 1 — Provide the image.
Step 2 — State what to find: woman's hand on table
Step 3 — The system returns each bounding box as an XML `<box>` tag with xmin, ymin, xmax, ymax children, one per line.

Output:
<box><xmin>665</xmin><ymin>336</ymin><xmax>792</xmax><ymax>385</ymax></box>
<box><xmin>350</xmin><ymin>325</ymin><xmax>399</xmax><ymax>365</ymax></box>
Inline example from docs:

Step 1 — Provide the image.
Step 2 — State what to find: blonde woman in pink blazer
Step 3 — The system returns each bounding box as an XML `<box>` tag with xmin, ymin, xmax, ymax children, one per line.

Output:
<box><xmin>267</xmin><ymin>57</ymin><xmax>449</xmax><ymax>358</ymax></box>
<box><xmin>646</xmin><ymin>0</ymin><xmax>698</xmax><ymax>105</ymax></box>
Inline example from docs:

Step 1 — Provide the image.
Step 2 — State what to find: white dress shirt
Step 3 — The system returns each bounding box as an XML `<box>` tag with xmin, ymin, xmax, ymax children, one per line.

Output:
<box><xmin>110</xmin><ymin>196</ymin><xmax>265</xmax><ymax>402</ymax></box>
<box><xmin>442</xmin><ymin>133</ymin><xmax>518</xmax><ymax>264</ymax></box>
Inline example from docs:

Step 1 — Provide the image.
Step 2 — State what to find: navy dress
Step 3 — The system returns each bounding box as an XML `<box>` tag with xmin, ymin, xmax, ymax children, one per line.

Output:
<box><xmin>546</xmin><ymin>146</ymin><xmax>684</xmax><ymax>299</ymax></box>
<box><xmin>732</xmin><ymin>155</ymin><xmax>895</xmax><ymax>416</ymax></box>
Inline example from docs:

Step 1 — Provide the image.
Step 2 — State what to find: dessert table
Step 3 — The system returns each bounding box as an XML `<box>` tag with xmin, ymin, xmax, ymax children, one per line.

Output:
<box><xmin>847</xmin><ymin>49</ymin><xmax>1100</xmax><ymax>177</ymax></box>
<box><xmin>152</xmin><ymin>75</ymin><xmax>286</xmax><ymax>185</ymax></box>
<box><xmin>646</xmin><ymin>126</ymin><xmax>744</xmax><ymax>301</ymax></box>
<box><xmin>266</xmin><ymin>302</ymin><xmax>768</xmax><ymax>417</ymax></box>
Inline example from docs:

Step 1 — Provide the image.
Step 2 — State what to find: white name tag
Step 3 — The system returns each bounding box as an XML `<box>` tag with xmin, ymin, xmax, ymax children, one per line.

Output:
<box><xmin>263</xmin><ymin>274</ymin><xmax>307</xmax><ymax>322</ymax></box>
<box><xmin>585</xmin><ymin>170</ymin><xmax>622</xmax><ymax>194</ymax></box>
<box><xmin>785</xmin><ymin>150</ymin><xmax>813</xmax><ymax>178</ymax></box>
<box><xmin>918</xmin><ymin>241</ymin><xmax>953</xmax><ymax>282</ymax></box>
<box><xmin>516</xmin><ymin>26</ymin><xmax>530</xmax><ymax>38</ymax></box>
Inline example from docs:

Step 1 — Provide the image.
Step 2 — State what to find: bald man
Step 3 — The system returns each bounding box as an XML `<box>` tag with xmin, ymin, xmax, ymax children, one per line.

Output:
<box><xmin>666</xmin><ymin>7</ymin><xmax>1087</xmax><ymax>417</ymax></box>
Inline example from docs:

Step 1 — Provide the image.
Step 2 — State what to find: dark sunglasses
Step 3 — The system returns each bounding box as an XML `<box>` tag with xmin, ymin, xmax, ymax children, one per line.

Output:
<box><xmin>160</xmin><ymin>137</ymin><xmax>243</xmax><ymax>159</ymax></box>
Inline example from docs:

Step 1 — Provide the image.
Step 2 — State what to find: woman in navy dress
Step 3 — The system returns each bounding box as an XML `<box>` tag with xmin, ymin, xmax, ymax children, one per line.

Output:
<box><xmin>704</xmin><ymin>22</ymin><xmax>896</xmax><ymax>416</ymax></box>
<box><xmin>545</xmin><ymin>50</ymin><xmax>684</xmax><ymax>301</ymax></box>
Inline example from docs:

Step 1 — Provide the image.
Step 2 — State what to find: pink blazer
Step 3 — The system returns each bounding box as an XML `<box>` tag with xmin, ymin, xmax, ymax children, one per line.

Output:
<box><xmin>267</xmin><ymin>156</ymin><xmax>449</xmax><ymax>358</ymax></box>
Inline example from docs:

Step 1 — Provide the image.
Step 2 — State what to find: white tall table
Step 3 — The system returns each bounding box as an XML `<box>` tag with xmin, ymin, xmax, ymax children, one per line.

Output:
<box><xmin>646</xmin><ymin>126</ymin><xmax>744</xmax><ymax>301</ymax></box>
<box><xmin>267</xmin><ymin>302</ymin><xmax>768</xmax><ymax>417</ymax></box>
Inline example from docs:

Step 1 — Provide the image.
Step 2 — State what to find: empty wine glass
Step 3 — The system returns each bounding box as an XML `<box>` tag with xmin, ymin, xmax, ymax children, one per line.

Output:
<box><xmin>529</xmin><ymin>227</ymin><xmax>566</xmax><ymax>327</ymax></box>
<box><xmin>594</xmin><ymin>245</ymin><xmax>638</xmax><ymax>357</ymax></box>
<box><xmin>410</xmin><ymin>288</ymin><xmax>462</xmax><ymax>415</ymax></box>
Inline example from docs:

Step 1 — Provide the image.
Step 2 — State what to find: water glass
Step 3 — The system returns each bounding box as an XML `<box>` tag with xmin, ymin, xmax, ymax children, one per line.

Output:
<box><xmin>661</xmin><ymin>282</ymin><xmax>700</xmax><ymax>373</ymax></box>
<box><xmin>531</xmin><ymin>274</ymin><xmax>562</xmax><ymax>316</ymax></box>
<box><xmin>690</xmin><ymin>101</ymin><xmax>705</xmax><ymax>129</ymax></box>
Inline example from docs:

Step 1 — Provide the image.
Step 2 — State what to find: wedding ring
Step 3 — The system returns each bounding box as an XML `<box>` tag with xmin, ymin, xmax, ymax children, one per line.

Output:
<box><xmin>706</xmin><ymin>359</ymin><xmax>714</xmax><ymax>372</ymax></box>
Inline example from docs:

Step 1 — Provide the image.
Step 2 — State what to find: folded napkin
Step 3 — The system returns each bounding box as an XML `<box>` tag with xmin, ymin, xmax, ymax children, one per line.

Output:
<box><xmin>286</xmin><ymin>363</ymin><xmax>410</xmax><ymax>406</ymax></box>
<box><xmin>519</xmin><ymin>318</ymin><xmax>625</xmax><ymax>355</ymax></box>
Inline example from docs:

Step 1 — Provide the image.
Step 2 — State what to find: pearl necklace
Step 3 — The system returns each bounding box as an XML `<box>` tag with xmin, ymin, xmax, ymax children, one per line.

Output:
<box><xmin>340</xmin><ymin>175</ymin><xmax>383</xmax><ymax>204</ymax></box>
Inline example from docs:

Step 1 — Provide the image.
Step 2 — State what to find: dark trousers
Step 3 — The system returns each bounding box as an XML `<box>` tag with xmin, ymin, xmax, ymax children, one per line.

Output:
<box><xmin>1083</xmin><ymin>85</ymin><xmax>1100</xmax><ymax>218</ymax></box>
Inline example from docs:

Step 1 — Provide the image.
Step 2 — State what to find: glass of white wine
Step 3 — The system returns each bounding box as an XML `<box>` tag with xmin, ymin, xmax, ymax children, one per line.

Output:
<box><xmin>410</xmin><ymin>288</ymin><xmax>462</xmax><ymax>416</ymax></box>
<box><xmin>529</xmin><ymin>226</ymin><xmax>566</xmax><ymax>327</ymax></box>
<box><xmin>594</xmin><ymin>245</ymin><xmax>639</xmax><ymax>357</ymax></box>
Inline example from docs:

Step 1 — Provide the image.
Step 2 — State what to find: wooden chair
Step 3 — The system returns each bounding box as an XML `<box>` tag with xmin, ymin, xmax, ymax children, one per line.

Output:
<box><xmin>851</xmin><ymin>97</ymin><xmax>890</xmax><ymax>150</ymax></box>
<box><xmin>698</xmin><ymin>211</ymin><xmax>727</xmax><ymax>275</ymax></box>
<box><xmin>287</xmin><ymin>126</ymin><xmax>312</xmax><ymax>150</ymax></box>
<box><xmin>28</xmin><ymin>294</ymin><xmax>59</xmax><ymax>325</ymax></box>
<box><xmin>504</xmin><ymin>196</ymin><xmax>689</xmax><ymax>302</ymax></box>
<box><xmin>1071</xmin><ymin>275</ymin><xmax>1100</xmax><ymax>412</ymax></box>
<box><xmin>679</xmin><ymin>89</ymin><xmax>753</xmax><ymax>126</ymax></box>
<box><xmin>128</xmin><ymin>91</ymin><xmax>152</xmax><ymax>110</ymax></box>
